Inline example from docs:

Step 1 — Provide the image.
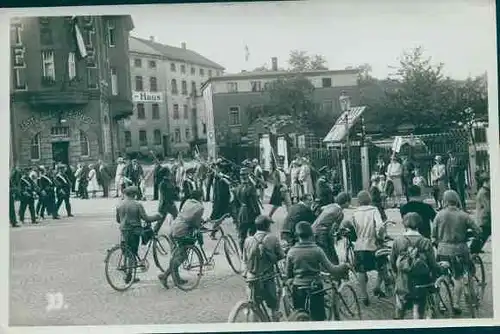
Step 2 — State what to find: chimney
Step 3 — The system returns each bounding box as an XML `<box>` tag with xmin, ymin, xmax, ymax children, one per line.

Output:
<box><xmin>149</xmin><ymin>36</ymin><xmax>155</xmax><ymax>42</ymax></box>
<box><xmin>271</xmin><ymin>57</ymin><xmax>278</xmax><ymax>71</ymax></box>
<box><xmin>181</xmin><ymin>42</ymin><xmax>186</xmax><ymax>49</ymax></box>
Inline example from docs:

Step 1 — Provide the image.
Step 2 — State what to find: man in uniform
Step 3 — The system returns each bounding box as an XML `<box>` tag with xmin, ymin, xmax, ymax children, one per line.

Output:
<box><xmin>125</xmin><ymin>159</ymin><xmax>144</xmax><ymax>200</ymax></box>
<box><xmin>19</xmin><ymin>168</ymin><xmax>38</xmax><ymax>224</ymax></box>
<box><xmin>10</xmin><ymin>167</ymin><xmax>21</xmax><ymax>227</ymax></box>
<box><xmin>210</xmin><ymin>160</ymin><xmax>233</xmax><ymax>239</ymax></box>
<box><xmin>446</xmin><ymin>150</ymin><xmax>467</xmax><ymax>210</ymax></box>
<box><xmin>235</xmin><ymin>167</ymin><xmax>261</xmax><ymax>252</ymax></box>
<box><xmin>180</xmin><ymin>168</ymin><xmax>197</xmax><ymax>211</ymax></box>
<box><xmin>152</xmin><ymin>160</ymin><xmax>163</xmax><ymax>201</ymax></box>
<box><xmin>315</xmin><ymin>166</ymin><xmax>333</xmax><ymax>207</ymax></box>
<box><xmin>156</xmin><ymin>167</ymin><xmax>179</xmax><ymax>234</ymax></box>
<box><xmin>37</xmin><ymin>166</ymin><xmax>59</xmax><ymax>220</ymax></box>
<box><xmin>97</xmin><ymin>159</ymin><xmax>111</xmax><ymax>198</ymax></box>
<box><xmin>54</xmin><ymin>165</ymin><xmax>74</xmax><ymax>218</ymax></box>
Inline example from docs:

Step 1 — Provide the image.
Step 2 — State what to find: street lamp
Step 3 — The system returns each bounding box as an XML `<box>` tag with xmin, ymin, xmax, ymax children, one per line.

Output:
<box><xmin>339</xmin><ymin>91</ymin><xmax>351</xmax><ymax>194</ymax></box>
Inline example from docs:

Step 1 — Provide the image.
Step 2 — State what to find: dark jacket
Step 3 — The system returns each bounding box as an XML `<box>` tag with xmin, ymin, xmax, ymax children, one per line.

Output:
<box><xmin>281</xmin><ymin>202</ymin><xmax>316</xmax><ymax>245</ymax></box>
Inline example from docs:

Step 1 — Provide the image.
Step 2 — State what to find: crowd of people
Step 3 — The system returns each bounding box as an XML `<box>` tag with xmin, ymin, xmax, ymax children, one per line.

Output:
<box><xmin>111</xmin><ymin>149</ymin><xmax>490</xmax><ymax>321</ymax></box>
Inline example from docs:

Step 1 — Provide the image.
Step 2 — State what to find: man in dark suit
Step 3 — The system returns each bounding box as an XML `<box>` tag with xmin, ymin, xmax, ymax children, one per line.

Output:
<box><xmin>315</xmin><ymin>166</ymin><xmax>333</xmax><ymax>207</ymax></box>
<box><xmin>97</xmin><ymin>159</ymin><xmax>111</xmax><ymax>198</ymax></box>
<box><xmin>54</xmin><ymin>165</ymin><xmax>74</xmax><ymax>217</ymax></box>
<box><xmin>125</xmin><ymin>159</ymin><xmax>144</xmax><ymax>200</ymax></box>
<box><xmin>37</xmin><ymin>166</ymin><xmax>59</xmax><ymax>220</ymax></box>
<box><xmin>152</xmin><ymin>160</ymin><xmax>163</xmax><ymax>201</ymax></box>
<box><xmin>10</xmin><ymin>168</ymin><xmax>20</xmax><ymax>227</ymax></box>
<box><xmin>19</xmin><ymin>168</ymin><xmax>38</xmax><ymax>224</ymax></box>
<box><xmin>446</xmin><ymin>150</ymin><xmax>467</xmax><ymax>210</ymax></box>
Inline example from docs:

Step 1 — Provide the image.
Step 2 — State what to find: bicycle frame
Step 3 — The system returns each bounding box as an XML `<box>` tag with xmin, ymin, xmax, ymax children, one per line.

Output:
<box><xmin>197</xmin><ymin>224</ymin><xmax>226</xmax><ymax>265</ymax></box>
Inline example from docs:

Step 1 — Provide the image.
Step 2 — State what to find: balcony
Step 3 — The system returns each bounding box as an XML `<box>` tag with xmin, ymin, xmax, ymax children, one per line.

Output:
<box><xmin>26</xmin><ymin>90</ymin><xmax>90</xmax><ymax>106</ymax></box>
<box><xmin>110</xmin><ymin>97</ymin><xmax>134</xmax><ymax>120</ymax></box>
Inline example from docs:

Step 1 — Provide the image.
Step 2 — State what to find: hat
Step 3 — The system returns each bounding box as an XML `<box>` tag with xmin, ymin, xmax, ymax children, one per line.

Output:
<box><xmin>123</xmin><ymin>186</ymin><xmax>139</xmax><ymax>196</ymax></box>
<box><xmin>117</xmin><ymin>157</ymin><xmax>124</xmax><ymax>163</ymax></box>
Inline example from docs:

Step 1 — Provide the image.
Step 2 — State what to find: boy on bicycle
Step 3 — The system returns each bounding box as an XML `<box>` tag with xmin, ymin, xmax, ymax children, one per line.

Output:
<box><xmin>242</xmin><ymin>215</ymin><xmax>285</xmax><ymax>321</ymax></box>
<box><xmin>285</xmin><ymin>222</ymin><xmax>350</xmax><ymax>321</ymax></box>
<box><xmin>116</xmin><ymin>186</ymin><xmax>164</xmax><ymax>284</ymax></box>
<box><xmin>390</xmin><ymin>212</ymin><xmax>438</xmax><ymax>319</ymax></box>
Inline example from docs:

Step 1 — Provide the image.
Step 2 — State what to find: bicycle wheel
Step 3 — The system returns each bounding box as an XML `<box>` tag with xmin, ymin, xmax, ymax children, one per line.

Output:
<box><xmin>104</xmin><ymin>244</ymin><xmax>137</xmax><ymax>292</ymax></box>
<box><xmin>465</xmin><ymin>274</ymin><xmax>478</xmax><ymax>318</ymax></box>
<box><xmin>471</xmin><ymin>255</ymin><xmax>486</xmax><ymax>304</ymax></box>
<box><xmin>153</xmin><ymin>234</ymin><xmax>173</xmax><ymax>273</ymax></box>
<box><xmin>434</xmin><ymin>276</ymin><xmax>453</xmax><ymax>318</ymax></box>
<box><xmin>336</xmin><ymin>283</ymin><xmax>362</xmax><ymax>320</ymax></box>
<box><xmin>288</xmin><ymin>310</ymin><xmax>310</xmax><ymax>321</ymax></box>
<box><xmin>382</xmin><ymin>264</ymin><xmax>396</xmax><ymax>297</ymax></box>
<box><xmin>223</xmin><ymin>235</ymin><xmax>242</xmax><ymax>274</ymax></box>
<box><xmin>228</xmin><ymin>301</ymin><xmax>268</xmax><ymax>322</ymax></box>
<box><xmin>171</xmin><ymin>244</ymin><xmax>203</xmax><ymax>292</ymax></box>
<box><xmin>282</xmin><ymin>285</ymin><xmax>294</xmax><ymax>318</ymax></box>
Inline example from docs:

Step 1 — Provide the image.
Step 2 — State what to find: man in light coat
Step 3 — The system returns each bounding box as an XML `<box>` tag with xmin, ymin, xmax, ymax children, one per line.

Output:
<box><xmin>298</xmin><ymin>158</ymin><xmax>313</xmax><ymax>197</ymax></box>
<box><xmin>114</xmin><ymin>157</ymin><xmax>126</xmax><ymax>198</ymax></box>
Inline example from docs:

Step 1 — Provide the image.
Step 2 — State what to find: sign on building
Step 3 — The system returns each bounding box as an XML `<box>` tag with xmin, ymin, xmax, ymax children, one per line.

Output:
<box><xmin>132</xmin><ymin>91</ymin><xmax>163</xmax><ymax>103</ymax></box>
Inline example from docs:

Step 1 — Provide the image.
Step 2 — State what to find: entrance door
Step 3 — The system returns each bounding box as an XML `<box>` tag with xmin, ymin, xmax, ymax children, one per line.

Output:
<box><xmin>162</xmin><ymin>135</ymin><xmax>169</xmax><ymax>158</ymax></box>
<box><xmin>52</xmin><ymin>141</ymin><xmax>70</xmax><ymax>165</ymax></box>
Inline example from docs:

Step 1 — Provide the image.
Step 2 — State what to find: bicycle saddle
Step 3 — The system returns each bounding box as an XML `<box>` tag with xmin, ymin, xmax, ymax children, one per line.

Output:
<box><xmin>375</xmin><ymin>248</ymin><xmax>391</xmax><ymax>258</ymax></box>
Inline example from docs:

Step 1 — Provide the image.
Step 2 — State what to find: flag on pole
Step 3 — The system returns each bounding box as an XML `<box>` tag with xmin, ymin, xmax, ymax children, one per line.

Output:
<box><xmin>71</xmin><ymin>16</ymin><xmax>88</xmax><ymax>59</ymax></box>
<box><xmin>244</xmin><ymin>45</ymin><xmax>250</xmax><ymax>62</ymax></box>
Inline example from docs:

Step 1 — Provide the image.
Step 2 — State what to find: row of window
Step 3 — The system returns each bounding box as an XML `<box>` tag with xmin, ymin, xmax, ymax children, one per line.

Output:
<box><xmin>124</xmin><ymin>128</ymin><xmax>193</xmax><ymax>147</ymax></box>
<box><xmin>136</xmin><ymin>103</ymin><xmax>161</xmax><ymax>120</ymax></box>
<box><xmin>226</xmin><ymin>77</ymin><xmax>333</xmax><ymax>94</ymax></box>
<box><xmin>172</xmin><ymin>104</ymin><xmax>195</xmax><ymax>120</ymax></box>
<box><xmin>30</xmin><ymin>130</ymin><xmax>90</xmax><ymax>161</ymax></box>
<box><xmin>134</xmin><ymin>58</ymin><xmax>157</xmax><ymax>69</ymax></box>
<box><xmin>133</xmin><ymin>76</ymin><xmax>201</xmax><ymax>96</ymax></box>
<box><xmin>133</xmin><ymin>57</ymin><xmax>222</xmax><ymax>78</ymax></box>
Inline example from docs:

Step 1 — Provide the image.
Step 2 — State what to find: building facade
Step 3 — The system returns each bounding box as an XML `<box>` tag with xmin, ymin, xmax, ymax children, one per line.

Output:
<box><xmin>10</xmin><ymin>15</ymin><xmax>134</xmax><ymax>168</ymax></box>
<box><xmin>124</xmin><ymin>36</ymin><xmax>224</xmax><ymax>157</ymax></box>
<box><xmin>201</xmin><ymin>65</ymin><xmax>360</xmax><ymax>159</ymax></box>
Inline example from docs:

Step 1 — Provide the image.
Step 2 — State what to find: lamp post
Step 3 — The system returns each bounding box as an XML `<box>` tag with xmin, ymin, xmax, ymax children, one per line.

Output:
<box><xmin>339</xmin><ymin>91</ymin><xmax>351</xmax><ymax>194</ymax></box>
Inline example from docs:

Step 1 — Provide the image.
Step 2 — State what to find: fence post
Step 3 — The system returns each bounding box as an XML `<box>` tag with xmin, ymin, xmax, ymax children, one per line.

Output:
<box><xmin>361</xmin><ymin>146</ymin><xmax>370</xmax><ymax>190</ymax></box>
<box><xmin>341</xmin><ymin>159</ymin><xmax>348</xmax><ymax>193</ymax></box>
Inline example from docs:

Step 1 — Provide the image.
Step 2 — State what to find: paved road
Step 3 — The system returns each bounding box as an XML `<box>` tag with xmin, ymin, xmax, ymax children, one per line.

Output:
<box><xmin>10</xmin><ymin>196</ymin><xmax>493</xmax><ymax>326</ymax></box>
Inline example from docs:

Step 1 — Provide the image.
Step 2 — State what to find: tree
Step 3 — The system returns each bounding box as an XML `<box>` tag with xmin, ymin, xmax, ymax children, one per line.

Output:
<box><xmin>288</xmin><ymin>50</ymin><xmax>328</xmax><ymax>71</ymax></box>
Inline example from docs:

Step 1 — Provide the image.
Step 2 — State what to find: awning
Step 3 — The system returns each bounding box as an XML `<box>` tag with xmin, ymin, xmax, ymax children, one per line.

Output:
<box><xmin>323</xmin><ymin>106</ymin><xmax>366</xmax><ymax>143</ymax></box>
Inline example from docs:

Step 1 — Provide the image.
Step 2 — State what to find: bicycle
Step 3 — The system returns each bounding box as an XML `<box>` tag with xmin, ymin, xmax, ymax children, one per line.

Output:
<box><xmin>413</xmin><ymin>263</ymin><xmax>454</xmax><ymax>319</ymax></box>
<box><xmin>373</xmin><ymin>220</ymin><xmax>397</xmax><ymax>297</ymax></box>
<box><xmin>104</xmin><ymin>223</ymin><xmax>173</xmax><ymax>292</ymax></box>
<box><xmin>227</xmin><ymin>272</ymin><xmax>283</xmax><ymax>322</ymax></box>
<box><xmin>169</xmin><ymin>214</ymin><xmax>242</xmax><ymax>292</ymax></box>
<box><xmin>286</xmin><ymin>271</ymin><xmax>361</xmax><ymax>322</ymax></box>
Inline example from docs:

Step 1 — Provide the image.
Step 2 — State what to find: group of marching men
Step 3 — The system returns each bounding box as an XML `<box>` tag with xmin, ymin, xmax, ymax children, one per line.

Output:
<box><xmin>9</xmin><ymin>164</ymin><xmax>74</xmax><ymax>227</ymax></box>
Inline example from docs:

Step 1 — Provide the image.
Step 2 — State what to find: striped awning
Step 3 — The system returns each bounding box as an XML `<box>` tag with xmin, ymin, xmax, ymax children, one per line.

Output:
<box><xmin>323</xmin><ymin>106</ymin><xmax>366</xmax><ymax>143</ymax></box>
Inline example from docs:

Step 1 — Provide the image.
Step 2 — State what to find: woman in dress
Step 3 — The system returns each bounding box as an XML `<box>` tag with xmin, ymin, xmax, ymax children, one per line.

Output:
<box><xmin>431</xmin><ymin>155</ymin><xmax>446</xmax><ymax>210</ymax></box>
<box><xmin>74</xmin><ymin>164</ymin><xmax>82</xmax><ymax>198</ymax></box>
<box><xmin>386</xmin><ymin>155</ymin><xmax>403</xmax><ymax>207</ymax></box>
<box><xmin>87</xmin><ymin>164</ymin><xmax>99</xmax><ymax>198</ymax></box>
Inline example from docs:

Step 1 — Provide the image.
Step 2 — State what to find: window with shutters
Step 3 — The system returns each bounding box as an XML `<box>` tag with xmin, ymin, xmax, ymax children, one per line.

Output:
<box><xmin>134</xmin><ymin>58</ymin><xmax>142</xmax><ymax>67</ymax></box>
<box><xmin>322</xmin><ymin>77</ymin><xmax>332</xmax><ymax>88</ymax></box>
<box><xmin>68</xmin><ymin>52</ymin><xmax>77</xmax><ymax>80</ymax></box>
<box><xmin>229</xmin><ymin>106</ymin><xmax>240</xmax><ymax>125</ymax></box>
<box><xmin>154</xmin><ymin>129</ymin><xmax>162</xmax><ymax>145</ymax></box>
<box><xmin>183</xmin><ymin>105</ymin><xmax>188</xmax><ymax>119</ymax></box>
<box><xmin>79</xmin><ymin>130</ymin><xmax>90</xmax><ymax>156</ymax></box>
<box><xmin>185</xmin><ymin>128</ymin><xmax>190</xmax><ymax>141</ymax></box>
<box><xmin>136</xmin><ymin>103</ymin><xmax>145</xmax><ymax>119</ymax></box>
<box><xmin>181</xmin><ymin>64</ymin><xmax>186</xmax><ymax>74</ymax></box>
<box><xmin>110</xmin><ymin>67</ymin><xmax>118</xmax><ymax>95</ymax></box>
<box><xmin>107</xmin><ymin>20</ymin><xmax>116</xmax><ymax>47</ymax></box>
<box><xmin>250</xmin><ymin>81</ymin><xmax>262</xmax><ymax>92</ymax></box>
<box><xmin>191</xmin><ymin>67</ymin><xmax>195</xmax><ymax>75</ymax></box>
<box><xmin>227</xmin><ymin>82</ymin><xmax>238</xmax><ymax>93</ymax></box>
<box><xmin>83</xmin><ymin>29</ymin><xmax>94</xmax><ymax>48</ymax></box>
<box><xmin>30</xmin><ymin>133</ymin><xmax>41</xmax><ymax>161</ymax></box>
<box><xmin>173</xmin><ymin>104</ymin><xmax>179</xmax><ymax>119</ymax></box>
<box><xmin>170</xmin><ymin>63</ymin><xmax>176</xmax><ymax>72</ymax></box>
<box><xmin>181</xmin><ymin>80</ymin><xmax>188</xmax><ymax>95</ymax></box>
<box><xmin>152</xmin><ymin>103</ymin><xmax>160</xmax><ymax>119</ymax></box>
<box><xmin>199</xmin><ymin>68</ymin><xmax>205</xmax><ymax>76</ymax></box>
<box><xmin>191</xmin><ymin>81</ymin><xmax>197</xmax><ymax>96</ymax></box>
<box><xmin>41</xmin><ymin>50</ymin><xmax>55</xmax><ymax>81</ymax></box>
<box><xmin>135</xmin><ymin>76</ymin><xmax>143</xmax><ymax>91</ymax></box>
<box><xmin>174</xmin><ymin>128</ymin><xmax>181</xmax><ymax>143</ymax></box>
<box><xmin>87</xmin><ymin>68</ymin><xmax>98</xmax><ymax>89</ymax></box>
<box><xmin>139</xmin><ymin>130</ymin><xmax>147</xmax><ymax>146</ymax></box>
<box><xmin>150</xmin><ymin>77</ymin><xmax>158</xmax><ymax>92</ymax></box>
<box><xmin>148</xmin><ymin>60</ymin><xmax>156</xmax><ymax>69</ymax></box>
<box><xmin>171</xmin><ymin>79</ymin><xmax>178</xmax><ymax>94</ymax></box>
<box><xmin>124</xmin><ymin>131</ymin><xmax>132</xmax><ymax>147</ymax></box>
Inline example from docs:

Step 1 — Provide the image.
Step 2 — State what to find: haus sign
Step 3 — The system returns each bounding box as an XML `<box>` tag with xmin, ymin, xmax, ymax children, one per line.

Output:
<box><xmin>132</xmin><ymin>91</ymin><xmax>163</xmax><ymax>103</ymax></box>
<box><xmin>19</xmin><ymin>110</ymin><xmax>95</xmax><ymax>132</ymax></box>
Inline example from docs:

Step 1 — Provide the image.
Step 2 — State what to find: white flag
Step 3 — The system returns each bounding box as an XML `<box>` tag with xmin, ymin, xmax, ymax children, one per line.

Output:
<box><xmin>244</xmin><ymin>45</ymin><xmax>250</xmax><ymax>62</ymax></box>
<box><xmin>72</xmin><ymin>17</ymin><xmax>87</xmax><ymax>59</ymax></box>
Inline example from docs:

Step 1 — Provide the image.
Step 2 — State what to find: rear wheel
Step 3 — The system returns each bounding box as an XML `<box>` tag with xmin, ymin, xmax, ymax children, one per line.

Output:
<box><xmin>464</xmin><ymin>274</ymin><xmax>478</xmax><ymax>318</ymax></box>
<box><xmin>434</xmin><ymin>276</ymin><xmax>453</xmax><ymax>318</ymax></box>
<box><xmin>104</xmin><ymin>244</ymin><xmax>137</xmax><ymax>292</ymax></box>
<box><xmin>288</xmin><ymin>310</ymin><xmax>310</xmax><ymax>321</ymax></box>
<box><xmin>153</xmin><ymin>234</ymin><xmax>173</xmax><ymax>273</ymax></box>
<box><xmin>471</xmin><ymin>255</ymin><xmax>486</xmax><ymax>304</ymax></box>
<box><xmin>223</xmin><ymin>235</ymin><xmax>242</xmax><ymax>274</ymax></box>
<box><xmin>228</xmin><ymin>301</ymin><xmax>267</xmax><ymax>322</ymax></box>
<box><xmin>336</xmin><ymin>283</ymin><xmax>362</xmax><ymax>320</ymax></box>
<box><xmin>171</xmin><ymin>244</ymin><xmax>203</xmax><ymax>292</ymax></box>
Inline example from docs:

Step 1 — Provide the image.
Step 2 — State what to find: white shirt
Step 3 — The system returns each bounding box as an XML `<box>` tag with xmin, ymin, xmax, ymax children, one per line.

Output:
<box><xmin>115</xmin><ymin>163</ymin><xmax>125</xmax><ymax>178</ymax></box>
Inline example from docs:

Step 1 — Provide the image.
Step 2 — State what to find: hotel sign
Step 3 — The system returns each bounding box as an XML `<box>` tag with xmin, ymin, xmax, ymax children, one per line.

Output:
<box><xmin>132</xmin><ymin>91</ymin><xmax>163</xmax><ymax>103</ymax></box>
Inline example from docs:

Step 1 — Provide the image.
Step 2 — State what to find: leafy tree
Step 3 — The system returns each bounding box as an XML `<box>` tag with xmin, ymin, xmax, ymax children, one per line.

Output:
<box><xmin>288</xmin><ymin>50</ymin><xmax>328</xmax><ymax>71</ymax></box>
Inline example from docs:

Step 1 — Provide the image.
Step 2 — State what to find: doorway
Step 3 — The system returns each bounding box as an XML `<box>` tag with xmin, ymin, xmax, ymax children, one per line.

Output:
<box><xmin>162</xmin><ymin>135</ymin><xmax>169</xmax><ymax>158</ymax></box>
<box><xmin>52</xmin><ymin>141</ymin><xmax>70</xmax><ymax>165</ymax></box>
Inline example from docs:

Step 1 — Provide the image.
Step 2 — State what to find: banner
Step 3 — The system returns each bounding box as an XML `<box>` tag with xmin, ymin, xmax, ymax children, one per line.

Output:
<box><xmin>72</xmin><ymin>17</ymin><xmax>87</xmax><ymax>59</ymax></box>
<box><xmin>132</xmin><ymin>91</ymin><xmax>163</xmax><ymax>103</ymax></box>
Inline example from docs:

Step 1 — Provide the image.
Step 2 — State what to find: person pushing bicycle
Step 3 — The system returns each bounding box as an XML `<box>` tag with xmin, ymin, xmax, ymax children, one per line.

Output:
<box><xmin>116</xmin><ymin>186</ymin><xmax>164</xmax><ymax>284</ymax></box>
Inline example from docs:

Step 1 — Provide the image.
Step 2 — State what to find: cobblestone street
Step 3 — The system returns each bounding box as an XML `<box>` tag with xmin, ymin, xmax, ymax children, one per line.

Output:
<box><xmin>9</xmin><ymin>195</ymin><xmax>493</xmax><ymax>326</ymax></box>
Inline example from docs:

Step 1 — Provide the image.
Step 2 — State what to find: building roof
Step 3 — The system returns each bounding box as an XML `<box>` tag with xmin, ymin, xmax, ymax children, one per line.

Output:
<box><xmin>209</xmin><ymin>68</ymin><xmax>359</xmax><ymax>82</ymax></box>
<box><xmin>129</xmin><ymin>37</ymin><xmax>163</xmax><ymax>56</ymax></box>
<box><xmin>129</xmin><ymin>36</ymin><xmax>225</xmax><ymax>70</ymax></box>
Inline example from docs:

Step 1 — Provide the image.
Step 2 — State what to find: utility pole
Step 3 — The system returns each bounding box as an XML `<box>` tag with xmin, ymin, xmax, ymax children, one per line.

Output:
<box><xmin>339</xmin><ymin>91</ymin><xmax>351</xmax><ymax>194</ymax></box>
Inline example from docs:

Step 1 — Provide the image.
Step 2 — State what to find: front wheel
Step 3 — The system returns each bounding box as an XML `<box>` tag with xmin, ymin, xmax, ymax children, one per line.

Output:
<box><xmin>433</xmin><ymin>276</ymin><xmax>453</xmax><ymax>319</ymax></box>
<box><xmin>287</xmin><ymin>310</ymin><xmax>310</xmax><ymax>321</ymax></box>
<box><xmin>171</xmin><ymin>244</ymin><xmax>204</xmax><ymax>292</ymax></box>
<box><xmin>223</xmin><ymin>235</ymin><xmax>242</xmax><ymax>274</ymax></box>
<box><xmin>336</xmin><ymin>283</ymin><xmax>362</xmax><ymax>320</ymax></box>
<box><xmin>104</xmin><ymin>244</ymin><xmax>137</xmax><ymax>292</ymax></box>
<box><xmin>153</xmin><ymin>234</ymin><xmax>173</xmax><ymax>273</ymax></box>
<box><xmin>228</xmin><ymin>301</ymin><xmax>267</xmax><ymax>322</ymax></box>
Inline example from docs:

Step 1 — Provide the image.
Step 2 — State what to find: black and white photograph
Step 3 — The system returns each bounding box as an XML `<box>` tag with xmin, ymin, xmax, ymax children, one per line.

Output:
<box><xmin>5</xmin><ymin>0</ymin><xmax>499</xmax><ymax>332</ymax></box>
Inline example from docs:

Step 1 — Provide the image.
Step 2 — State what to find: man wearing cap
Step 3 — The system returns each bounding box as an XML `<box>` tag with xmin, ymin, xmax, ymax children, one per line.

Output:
<box><xmin>117</xmin><ymin>185</ymin><xmax>163</xmax><ymax>284</ymax></box>
<box><xmin>124</xmin><ymin>159</ymin><xmax>144</xmax><ymax>200</ymax></box>
<box><xmin>446</xmin><ymin>150</ymin><xmax>467</xmax><ymax>210</ymax></box>
<box><xmin>54</xmin><ymin>165</ymin><xmax>74</xmax><ymax>218</ymax></box>
<box><xmin>36</xmin><ymin>166</ymin><xmax>59</xmax><ymax>220</ymax></box>
<box><xmin>298</xmin><ymin>158</ymin><xmax>313</xmax><ymax>197</ymax></box>
<box><xmin>114</xmin><ymin>157</ymin><xmax>126</xmax><ymax>198</ymax></box>
<box><xmin>18</xmin><ymin>168</ymin><xmax>38</xmax><ymax>224</ymax></box>
<box><xmin>235</xmin><ymin>167</ymin><xmax>261</xmax><ymax>252</ymax></box>
<box><xmin>431</xmin><ymin>155</ymin><xmax>446</xmax><ymax>210</ymax></box>
<box><xmin>156</xmin><ymin>167</ymin><xmax>179</xmax><ymax>233</ymax></box>
<box><xmin>180</xmin><ymin>167</ymin><xmax>197</xmax><ymax>211</ymax></box>
<box><xmin>315</xmin><ymin>166</ymin><xmax>333</xmax><ymax>207</ymax></box>
<box><xmin>152</xmin><ymin>160</ymin><xmax>163</xmax><ymax>201</ymax></box>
